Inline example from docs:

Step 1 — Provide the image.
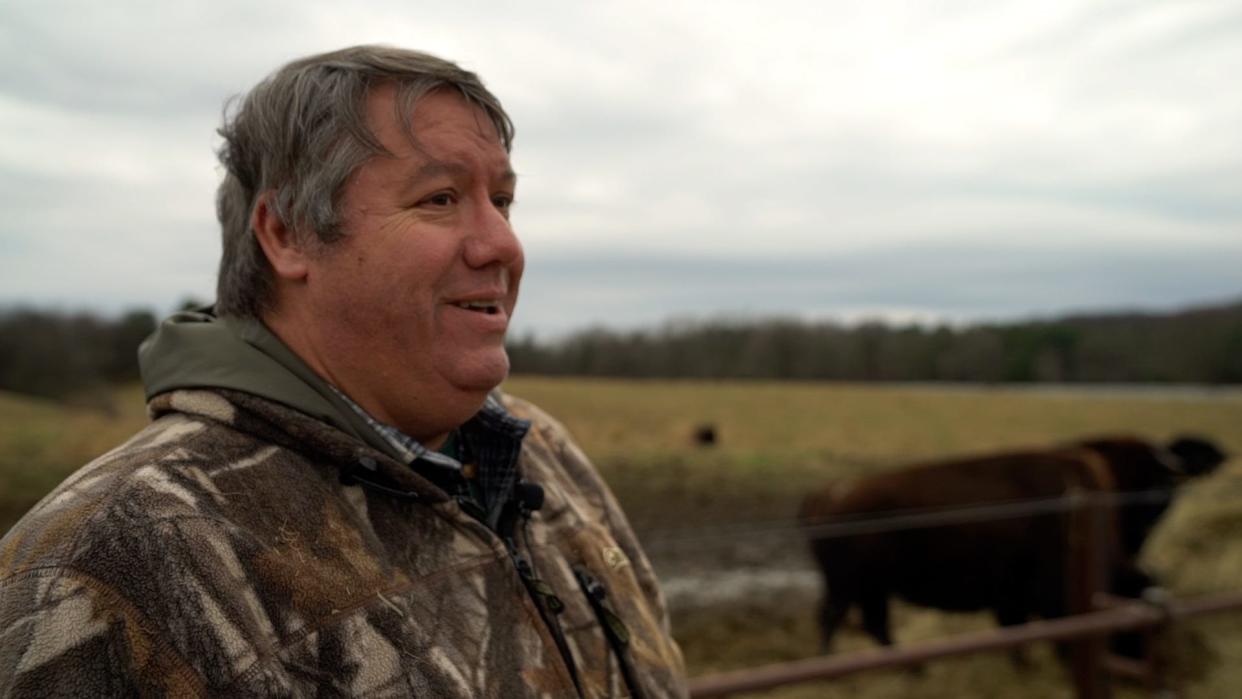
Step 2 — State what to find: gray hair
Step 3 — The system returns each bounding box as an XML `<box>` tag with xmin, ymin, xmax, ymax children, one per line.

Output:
<box><xmin>214</xmin><ymin>45</ymin><xmax>515</xmax><ymax>319</ymax></box>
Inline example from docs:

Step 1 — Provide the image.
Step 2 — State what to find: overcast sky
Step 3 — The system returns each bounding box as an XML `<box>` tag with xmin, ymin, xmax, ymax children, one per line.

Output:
<box><xmin>2</xmin><ymin>0</ymin><xmax>1240</xmax><ymax>338</ymax></box>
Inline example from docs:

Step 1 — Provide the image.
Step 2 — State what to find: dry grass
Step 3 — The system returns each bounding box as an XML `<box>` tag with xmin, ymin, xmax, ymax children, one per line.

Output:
<box><xmin>502</xmin><ymin>376</ymin><xmax>1242</xmax><ymax>461</ymax></box>
<box><xmin>0</xmin><ymin>384</ymin><xmax>147</xmax><ymax>529</ymax></box>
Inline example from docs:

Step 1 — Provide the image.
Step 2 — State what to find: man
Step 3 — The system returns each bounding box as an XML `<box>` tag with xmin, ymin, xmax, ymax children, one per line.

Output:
<box><xmin>0</xmin><ymin>46</ymin><xmax>686</xmax><ymax>697</ymax></box>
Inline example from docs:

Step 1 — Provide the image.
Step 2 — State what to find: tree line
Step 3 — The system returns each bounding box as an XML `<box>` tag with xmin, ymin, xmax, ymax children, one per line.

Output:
<box><xmin>2</xmin><ymin>299</ymin><xmax>1240</xmax><ymax>402</ymax></box>
<box><xmin>508</xmin><ymin>301</ymin><xmax>1242</xmax><ymax>384</ymax></box>
<box><xmin>0</xmin><ymin>308</ymin><xmax>157</xmax><ymax>400</ymax></box>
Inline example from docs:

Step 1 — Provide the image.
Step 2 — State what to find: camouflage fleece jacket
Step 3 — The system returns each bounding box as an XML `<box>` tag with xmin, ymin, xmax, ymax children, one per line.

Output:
<box><xmin>0</xmin><ymin>313</ymin><xmax>686</xmax><ymax>697</ymax></box>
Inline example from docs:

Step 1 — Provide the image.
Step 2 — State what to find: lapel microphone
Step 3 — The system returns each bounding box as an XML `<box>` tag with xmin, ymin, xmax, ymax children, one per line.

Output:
<box><xmin>516</xmin><ymin>482</ymin><xmax>545</xmax><ymax>516</ymax></box>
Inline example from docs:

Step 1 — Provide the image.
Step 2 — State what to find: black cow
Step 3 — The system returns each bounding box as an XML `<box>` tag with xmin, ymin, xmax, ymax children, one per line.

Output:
<box><xmin>799</xmin><ymin>435</ymin><xmax>1226</xmax><ymax>653</ymax></box>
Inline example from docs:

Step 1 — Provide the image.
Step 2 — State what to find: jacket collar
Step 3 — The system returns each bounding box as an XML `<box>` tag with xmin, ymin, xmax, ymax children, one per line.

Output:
<box><xmin>139</xmin><ymin>307</ymin><xmax>473</xmax><ymax>467</ymax></box>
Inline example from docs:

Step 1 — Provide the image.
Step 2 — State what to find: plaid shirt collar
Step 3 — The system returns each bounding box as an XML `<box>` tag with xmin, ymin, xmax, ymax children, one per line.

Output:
<box><xmin>329</xmin><ymin>387</ymin><xmax>531</xmax><ymax>519</ymax></box>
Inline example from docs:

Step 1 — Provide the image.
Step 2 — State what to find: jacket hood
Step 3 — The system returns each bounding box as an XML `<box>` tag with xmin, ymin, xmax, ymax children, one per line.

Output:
<box><xmin>138</xmin><ymin>309</ymin><xmax>406</xmax><ymax>463</ymax></box>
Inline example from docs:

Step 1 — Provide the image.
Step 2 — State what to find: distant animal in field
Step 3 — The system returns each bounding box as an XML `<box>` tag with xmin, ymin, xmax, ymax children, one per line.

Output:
<box><xmin>693</xmin><ymin>424</ymin><xmax>717</xmax><ymax>446</ymax></box>
<box><xmin>798</xmin><ymin>435</ymin><xmax>1227</xmax><ymax>654</ymax></box>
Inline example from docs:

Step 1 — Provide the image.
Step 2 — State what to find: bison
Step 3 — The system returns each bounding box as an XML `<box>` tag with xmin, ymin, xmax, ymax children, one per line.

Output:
<box><xmin>799</xmin><ymin>435</ymin><xmax>1226</xmax><ymax>653</ymax></box>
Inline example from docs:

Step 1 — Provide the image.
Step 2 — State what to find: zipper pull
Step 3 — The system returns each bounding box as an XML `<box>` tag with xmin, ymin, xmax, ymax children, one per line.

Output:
<box><xmin>573</xmin><ymin>566</ymin><xmax>645</xmax><ymax>699</ymax></box>
<box><xmin>573</xmin><ymin>567</ymin><xmax>631</xmax><ymax>646</ymax></box>
<box><xmin>530</xmin><ymin>581</ymin><xmax>566</xmax><ymax>614</ymax></box>
<box><xmin>511</xmin><ymin>550</ymin><xmax>566</xmax><ymax>614</ymax></box>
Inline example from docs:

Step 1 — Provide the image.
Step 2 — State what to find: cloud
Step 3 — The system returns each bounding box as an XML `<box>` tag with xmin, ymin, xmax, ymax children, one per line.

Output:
<box><xmin>513</xmin><ymin>238</ymin><xmax>1242</xmax><ymax>337</ymax></box>
<box><xmin>1</xmin><ymin>0</ymin><xmax>1239</xmax><ymax>333</ymax></box>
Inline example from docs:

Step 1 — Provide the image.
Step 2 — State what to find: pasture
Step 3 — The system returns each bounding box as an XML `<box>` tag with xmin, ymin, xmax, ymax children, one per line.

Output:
<box><xmin>3</xmin><ymin>377</ymin><xmax>1241</xmax><ymax>697</ymax></box>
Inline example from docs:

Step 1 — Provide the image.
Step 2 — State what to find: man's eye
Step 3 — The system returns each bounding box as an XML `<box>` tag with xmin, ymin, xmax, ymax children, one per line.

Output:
<box><xmin>492</xmin><ymin>195</ymin><xmax>515</xmax><ymax>211</ymax></box>
<box><xmin>423</xmin><ymin>192</ymin><xmax>455</xmax><ymax>207</ymax></box>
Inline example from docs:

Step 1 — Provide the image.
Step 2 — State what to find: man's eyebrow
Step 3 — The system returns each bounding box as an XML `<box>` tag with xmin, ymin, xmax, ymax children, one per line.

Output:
<box><xmin>409</xmin><ymin>160</ymin><xmax>468</xmax><ymax>183</ymax></box>
<box><xmin>405</xmin><ymin>161</ymin><xmax>517</xmax><ymax>187</ymax></box>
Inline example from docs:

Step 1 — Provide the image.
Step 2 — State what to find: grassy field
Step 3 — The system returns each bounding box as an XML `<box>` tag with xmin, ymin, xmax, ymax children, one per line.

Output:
<box><xmin>2</xmin><ymin>376</ymin><xmax>1241</xmax><ymax>696</ymax></box>
<box><xmin>0</xmin><ymin>384</ymin><xmax>149</xmax><ymax>529</ymax></box>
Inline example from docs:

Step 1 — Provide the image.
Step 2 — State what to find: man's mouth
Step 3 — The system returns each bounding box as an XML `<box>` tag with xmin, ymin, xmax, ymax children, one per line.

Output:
<box><xmin>453</xmin><ymin>300</ymin><xmax>502</xmax><ymax>315</ymax></box>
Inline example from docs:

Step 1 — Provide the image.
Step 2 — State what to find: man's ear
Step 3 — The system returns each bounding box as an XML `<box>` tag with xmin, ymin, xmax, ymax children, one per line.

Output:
<box><xmin>252</xmin><ymin>192</ymin><xmax>310</xmax><ymax>281</ymax></box>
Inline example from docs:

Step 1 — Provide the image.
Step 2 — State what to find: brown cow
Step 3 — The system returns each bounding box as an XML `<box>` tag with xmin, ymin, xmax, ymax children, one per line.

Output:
<box><xmin>800</xmin><ymin>435</ymin><xmax>1226</xmax><ymax>653</ymax></box>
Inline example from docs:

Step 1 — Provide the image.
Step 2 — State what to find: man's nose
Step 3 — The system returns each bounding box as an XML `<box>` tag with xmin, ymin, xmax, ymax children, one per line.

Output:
<box><xmin>463</xmin><ymin>198</ymin><xmax>522</xmax><ymax>269</ymax></box>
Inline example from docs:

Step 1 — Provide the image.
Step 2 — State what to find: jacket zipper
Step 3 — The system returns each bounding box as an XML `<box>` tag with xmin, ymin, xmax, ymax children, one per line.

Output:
<box><xmin>507</xmin><ymin>539</ymin><xmax>585</xmax><ymax>697</ymax></box>
<box><xmin>573</xmin><ymin>566</ymin><xmax>646</xmax><ymax>699</ymax></box>
<box><xmin>459</xmin><ymin>495</ymin><xmax>586</xmax><ymax>698</ymax></box>
<box><xmin>349</xmin><ymin>454</ymin><xmax>588</xmax><ymax>695</ymax></box>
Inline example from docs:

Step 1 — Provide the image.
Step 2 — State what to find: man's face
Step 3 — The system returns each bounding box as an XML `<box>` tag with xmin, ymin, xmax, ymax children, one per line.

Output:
<box><xmin>296</xmin><ymin>87</ymin><xmax>523</xmax><ymax>442</ymax></box>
